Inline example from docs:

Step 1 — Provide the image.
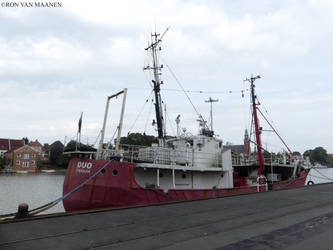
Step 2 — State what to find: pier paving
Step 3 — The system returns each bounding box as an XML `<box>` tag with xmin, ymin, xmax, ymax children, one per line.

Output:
<box><xmin>2</xmin><ymin>183</ymin><xmax>333</xmax><ymax>249</ymax></box>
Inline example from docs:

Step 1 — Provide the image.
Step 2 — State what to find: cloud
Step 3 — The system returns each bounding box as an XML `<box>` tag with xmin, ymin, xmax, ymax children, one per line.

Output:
<box><xmin>0</xmin><ymin>0</ymin><xmax>332</xmax><ymax>153</ymax></box>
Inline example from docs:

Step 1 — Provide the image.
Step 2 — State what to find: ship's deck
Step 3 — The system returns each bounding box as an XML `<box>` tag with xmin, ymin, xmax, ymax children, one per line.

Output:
<box><xmin>2</xmin><ymin>183</ymin><xmax>333</xmax><ymax>249</ymax></box>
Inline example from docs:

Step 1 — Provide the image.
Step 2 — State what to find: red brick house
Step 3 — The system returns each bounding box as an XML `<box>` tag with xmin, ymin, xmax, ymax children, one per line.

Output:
<box><xmin>29</xmin><ymin>139</ymin><xmax>49</xmax><ymax>161</ymax></box>
<box><xmin>3</xmin><ymin>139</ymin><xmax>49</xmax><ymax>172</ymax></box>
<box><xmin>12</xmin><ymin>145</ymin><xmax>39</xmax><ymax>172</ymax></box>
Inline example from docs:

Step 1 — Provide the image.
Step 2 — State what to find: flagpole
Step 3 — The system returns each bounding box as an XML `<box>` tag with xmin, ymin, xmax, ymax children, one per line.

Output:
<box><xmin>77</xmin><ymin>112</ymin><xmax>83</xmax><ymax>151</ymax></box>
<box><xmin>75</xmin><ymin>131</ymin><xmax>78</xmax><ymax>151</ymax></box>
<box><xmin>79</xmin><ymin>113</ymin><xmax>82</xmax><ymax>144</ymax></box>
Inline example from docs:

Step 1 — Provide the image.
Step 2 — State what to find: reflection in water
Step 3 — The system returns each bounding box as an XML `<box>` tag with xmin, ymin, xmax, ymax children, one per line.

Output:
<box><xmin>0</xmin><ymin>173</ymin><xmax>65</xmax><ymax>215</ymax></box>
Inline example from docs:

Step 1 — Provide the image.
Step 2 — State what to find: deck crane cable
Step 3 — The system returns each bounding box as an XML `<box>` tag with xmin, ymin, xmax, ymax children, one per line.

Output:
<box><xmin>0</xmin><ymin>160</ymin><xmax>114</xmax><ymax>221</ymax></box>
<box><xmin>144</xmin><ymin>98</ymin><xmax>154</xmax><ymax>134</ymax></box>
<box><xmin>127</xmin><ymin>90</ymin><xmax>153</xmax><ymax>134</ymax></box>
<box><xmin>163</xmin><ymin>61</ymin><xmax>209</xmax><ymax>128</ymax></box>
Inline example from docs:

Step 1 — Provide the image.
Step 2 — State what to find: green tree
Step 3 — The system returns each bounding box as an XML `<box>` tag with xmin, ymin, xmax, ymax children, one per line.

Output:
<box><xmin>263</xmin><ymin>150</ymin><xmax>271</xmax><ymax>159</ymax></box>
<box><xmin>0</xmin><ymin>156</ymin><xmax>5</xmax><ymax>169</ymax></box>
<box><xmin>64</xmin><ymin>140</ymin><xmax>96</xmax><ymax>152</ymax></box>
<box><xmin>303</xmin><ymin>149</ymin><xmax>312</xmax><ymax>158</ymax></box>
<box><xmin>293</xmin><ymin>151</ymin><xmax>301</xmax><ymax>156</ymax></box>
<box><xmin>22</xmin><ymin>137</ymin><xmax>29</xmax><ymax>145</ymax></box>
<box><xmin>309</xmin><ymin>147</ymin><xmax>330</xmax><ymax>165</ymax></box>
<box><xmin>119</xmin><ymin>133</ymin><xmax>157</xmax><ymax>146</ymax></box>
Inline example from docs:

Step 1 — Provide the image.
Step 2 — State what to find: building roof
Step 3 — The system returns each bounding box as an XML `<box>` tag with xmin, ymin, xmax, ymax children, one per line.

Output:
<box><xmin>0</xmin><ymin>138</ymin><xmax>24</xmax><ymax>152</ymax></box>
<box><xmin>14</xmin><ymin>145</ymin><xmax>38</xmax><ymax>153</ymax></box>
<box><xmin>29</xmin><ymin>139</ymin><xmax>42</xmax><ymax>148</ymax></box>
<box><xmin>328</xmin><ymin>154</ymin><xmax>333</xmax><ymax>158</ymax></box>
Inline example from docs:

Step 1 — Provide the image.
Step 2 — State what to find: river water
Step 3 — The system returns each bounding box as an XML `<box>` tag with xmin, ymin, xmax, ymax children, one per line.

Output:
<box><xmin>0</xmin><ymin>172</ymin><xmax>65</xmax><ymax>215</ymax></box>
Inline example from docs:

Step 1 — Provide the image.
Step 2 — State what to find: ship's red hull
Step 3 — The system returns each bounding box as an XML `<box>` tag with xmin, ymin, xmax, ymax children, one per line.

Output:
<box><xmin>63</xmin><ymin>158</ymin><xmax>309</xmax><ymax>212</ymax></box>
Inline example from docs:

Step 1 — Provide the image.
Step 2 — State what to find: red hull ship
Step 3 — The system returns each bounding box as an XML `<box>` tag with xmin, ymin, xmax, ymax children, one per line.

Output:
<box><xmin>62</xmin><ymin>30</ymin><xmax>309</xmax><ymax>212</ymax></box>
<box><xmin>63</xmin><ymin>158</ymin><xmax>309</xmax><ymax>212</ymax></box>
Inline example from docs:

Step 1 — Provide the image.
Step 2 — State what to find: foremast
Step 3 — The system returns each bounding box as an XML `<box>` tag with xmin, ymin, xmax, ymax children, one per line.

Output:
<box><xmin>144</xmin><ymin>30</ymin><xmax>169</xmax><ymax>144</ymax></box>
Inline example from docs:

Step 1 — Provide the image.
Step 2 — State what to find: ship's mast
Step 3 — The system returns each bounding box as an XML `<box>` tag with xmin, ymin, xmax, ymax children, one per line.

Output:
<box><xmin>144</xmin><ymin>29</ymin><xmax>168</xmax><ymax>143</ymax></box>
<box><xmin>245</xmin><ymin>74</ymin><xmax>264</xmax><ymax>177</ymax></box>
<box><xmin>205</xmin><ymin>97</ymin><xmax>219</xmax><ymax>131</ymax></box>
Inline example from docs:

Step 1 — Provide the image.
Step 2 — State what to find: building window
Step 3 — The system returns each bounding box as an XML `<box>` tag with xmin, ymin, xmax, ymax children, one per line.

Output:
<box><xmin>17</xmin><ymin>153</ymin><xmax>21</xmax><ymax>157</ymax></box>
<box><xmin>32</xmin><ymin>154</ymin><xmax>35</xmax><ymax>158</ymax></box>
<box><xmin>23</xmin><ymin>154</ymin><xmax>29</xmax><ymax>159</ymax></box>
<box><xmin>16</xmin><ymin>160</ymin><xmax>20</xmax><ymax>165</ymax></box>
<box><xmin>31</xmin><ymin>160</ymin><xmax>35</xmax><ymax>165</ymax></box>
<box><xmin>22</xmin><ymin>161</ymin><xmax>29</xmax><ymax>168</ymax></box>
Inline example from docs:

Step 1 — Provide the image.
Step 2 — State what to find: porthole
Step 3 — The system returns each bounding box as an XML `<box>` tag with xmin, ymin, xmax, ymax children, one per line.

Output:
<box><xmin>182</xmin><ymin>173</ymin><xmax>186</xmax><ymax>179</ymax></box>
<box><xmin>112</xmin><ymin>169</ymin><xmax>118</xmax><ymax>176</ymax></box>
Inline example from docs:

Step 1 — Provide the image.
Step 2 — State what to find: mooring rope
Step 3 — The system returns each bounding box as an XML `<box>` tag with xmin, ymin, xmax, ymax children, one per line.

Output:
<box><xmin>0</xmin><ymin>160</ymin><xmax>114</xmax><ymax>221</ymax></box>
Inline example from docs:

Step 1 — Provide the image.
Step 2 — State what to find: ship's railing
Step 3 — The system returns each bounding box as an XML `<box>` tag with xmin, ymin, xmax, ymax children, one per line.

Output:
<box><xmin>232</xmin><ymin>155</ymin><xmax>299</xmax><ymax>166</ymax></box>
<box><xmin>102</xmin><ymin>144</ymin><xmax>223</xmax><ymax>168</ymax></box>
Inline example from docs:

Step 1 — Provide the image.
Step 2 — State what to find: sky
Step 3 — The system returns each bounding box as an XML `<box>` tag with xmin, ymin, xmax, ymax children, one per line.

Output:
<box><xmin>0</xmin><ymin>0</ymin><xmax>332</xmax><ymax>154</ymax></box>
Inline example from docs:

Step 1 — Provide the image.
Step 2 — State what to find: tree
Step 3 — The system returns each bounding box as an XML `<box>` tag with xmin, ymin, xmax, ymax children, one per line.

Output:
<box><xmin>292</xmin><ymin>151</ymin><xmax>301</xmax><ymax>156</ymax></box>
<box><xmin>328</xmin><ymin>156</ymin><xmax>333</xmax><ymax>167</ymax></box>
<box><xmin>303</xmin><ymin>149</ymin><xmax>312</xmax><ymax>158</ymax></box>
<box><xmin>263</xmin><ymin>150</ymin><xmax>271</xmax><ymax>159</ymax></box>
<box><xmin>119</xmin><ymin>133</ymin><xmax>157</xmax><ymax>146</ymax></box>
<box><xmin>22</xmin><ymin>137</ymin><xmax>29</xmax><ymax>145</ymax></box>
<box><xmin>49</xmin><ymin>141</ymin><xmax>65</xmax><ymax>166</ymax></box>
<box><xmin>64</xmin><ymin>140</ymin><xmax>96</xmax><ymax>152</ymax></box>
<box><xmin>0</xmin><ymin>156</ymin><xmax>5</xmax><ymax>169</ymax></box>
<box><xmin>309</xmin><ymin>147</ymin><xmax>329</xmax><ymax>165</ymax></box>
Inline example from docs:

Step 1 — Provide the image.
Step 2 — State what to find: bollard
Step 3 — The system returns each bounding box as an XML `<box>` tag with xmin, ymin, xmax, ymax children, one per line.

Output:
<box><xmin>15</xmin><ymin>203</ymin><xmax>29</xmax><ymax>218</ymax></box>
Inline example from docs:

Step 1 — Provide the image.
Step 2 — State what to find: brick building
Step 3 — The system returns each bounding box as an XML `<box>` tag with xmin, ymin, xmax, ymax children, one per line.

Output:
<box><xmin>12</xmin><ymin>145</ymin><xmax>39</xmax><ymax>172</ymax></box>
<box><xmin>3</xmin><ymin>139</ymin><xmax>49</xmax><ymax>172</ymax></box>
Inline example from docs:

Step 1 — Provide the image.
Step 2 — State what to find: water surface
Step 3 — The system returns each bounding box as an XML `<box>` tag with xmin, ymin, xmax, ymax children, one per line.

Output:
<box><xmin>0</xmin><ymin>173</ymin><xmax>65</xmax><ymax>215</ymax></box>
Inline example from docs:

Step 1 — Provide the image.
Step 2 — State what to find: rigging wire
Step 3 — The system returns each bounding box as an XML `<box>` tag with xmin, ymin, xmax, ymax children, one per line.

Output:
<box><xmin>93</xmin><ymin>130</ymin><xmax>101</xmax><ymax>147</ymax></box>
<box><xmin>163</xmin><ymin>62</ymin><xmax>208</xmax><ymax>124</ymax></box>
<box><xmin>256</xmin><ymin>95</ymin><xmax>276</xmax><ymax>126</ymax></box>
<box><xmin>161</xmin><ymin>88</ymin><xmax>249</xmax><ymax>94</ymax></box>
<box><xmin>127</xmin><ymin>90</ymin><xmax>153</xmax><ymax>134</ymax></box>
